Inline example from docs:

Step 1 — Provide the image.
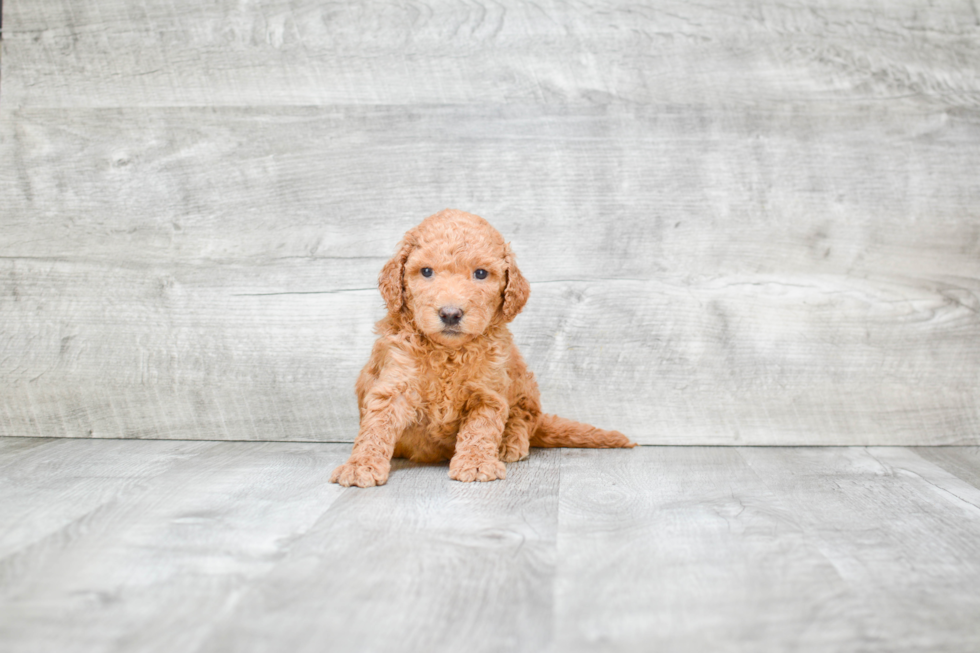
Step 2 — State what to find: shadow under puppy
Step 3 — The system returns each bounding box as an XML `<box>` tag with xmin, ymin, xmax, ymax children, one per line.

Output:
<box><xmin>331</xmin><ymin>209</ymin><xmax>634</xmax><ymax>487</ymax></box>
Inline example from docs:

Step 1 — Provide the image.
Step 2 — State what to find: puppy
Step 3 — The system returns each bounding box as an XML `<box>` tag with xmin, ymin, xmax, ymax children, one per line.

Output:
<box><xmin>331</xmin><ymin>209</ymin><xmax>634</xmax><ymax>487</ymax></box>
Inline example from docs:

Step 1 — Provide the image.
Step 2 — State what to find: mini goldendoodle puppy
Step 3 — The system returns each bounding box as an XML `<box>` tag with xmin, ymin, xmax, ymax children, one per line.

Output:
<box><xmin>331</xmin><ymin>209</ymin><xmax>634</xmax><ymax>487</ymax></box>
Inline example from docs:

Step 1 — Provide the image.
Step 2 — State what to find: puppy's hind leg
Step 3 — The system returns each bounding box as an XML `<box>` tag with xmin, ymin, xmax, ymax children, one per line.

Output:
<box><xmin>499</xmin><ymin>403</ymin><xmax>536</xmax><ymax>463</ymax></box>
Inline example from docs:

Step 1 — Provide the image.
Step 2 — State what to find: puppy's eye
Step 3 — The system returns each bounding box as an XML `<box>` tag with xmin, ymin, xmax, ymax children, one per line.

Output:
<box><xmin>473</xmin><ymin>269</ymin><xmax>488</xmax><ymax>280</ymax></box>
<box><xmin>420</xmin><ymin>267</ymin><xmax>433</xmax><ymax>278</ymax></box>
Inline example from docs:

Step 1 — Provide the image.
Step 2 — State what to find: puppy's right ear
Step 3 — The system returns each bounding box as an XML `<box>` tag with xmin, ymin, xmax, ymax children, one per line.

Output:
<box><xmin>378</xmin><ymin>240</ymin><xmax>413</xmax><ymax>313</ymax></box>
<box><xmin>501</xmin><ymin>244</ymin><xmax>531</xmax><ymax>321</ymax></box>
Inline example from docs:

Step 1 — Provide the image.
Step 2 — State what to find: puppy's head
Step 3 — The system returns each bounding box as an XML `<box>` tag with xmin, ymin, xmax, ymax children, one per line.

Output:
<box><xmin>379</xmin><ymin>209</ymin><xmax>530</xmax><ymax>347</ymax></box>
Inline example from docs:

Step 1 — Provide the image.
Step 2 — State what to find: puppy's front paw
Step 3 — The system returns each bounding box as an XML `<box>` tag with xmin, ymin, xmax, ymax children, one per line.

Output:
<box><xmin>449</xmin><ymin>456</ymin><xmax>507</xmax><ymax>483</ymax></box>
<box><xmin>330</xmin><ymin>458</ymin><xmax>390</xmax><ymax>487</ymax></box>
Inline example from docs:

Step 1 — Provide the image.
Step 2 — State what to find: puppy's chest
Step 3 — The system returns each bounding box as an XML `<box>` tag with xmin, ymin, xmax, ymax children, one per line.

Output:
<box><xmin>414</xmin><ymin>357</ymin><xmax>504</xmax><ymax>426</ymax></box>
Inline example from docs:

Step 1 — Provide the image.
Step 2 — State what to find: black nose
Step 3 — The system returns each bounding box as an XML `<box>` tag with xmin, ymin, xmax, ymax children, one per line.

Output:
<box><xmin>439</xmin><ymin>306</ymin><xmax>464</xmax><ymax>326</ymax></box>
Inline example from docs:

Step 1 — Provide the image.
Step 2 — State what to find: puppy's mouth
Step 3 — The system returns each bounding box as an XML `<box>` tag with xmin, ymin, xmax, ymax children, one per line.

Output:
<box><xmin>440</xmin><ymin>327</ymin><xmax>464</xmax><ymax>337</ymax></box>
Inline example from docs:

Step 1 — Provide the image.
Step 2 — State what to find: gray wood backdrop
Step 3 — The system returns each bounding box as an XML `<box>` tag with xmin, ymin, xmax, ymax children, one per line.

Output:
<box><xmin>1</xmin><ymin>0</ymin><xmax>978</xmax><ymax>445</ymax></box>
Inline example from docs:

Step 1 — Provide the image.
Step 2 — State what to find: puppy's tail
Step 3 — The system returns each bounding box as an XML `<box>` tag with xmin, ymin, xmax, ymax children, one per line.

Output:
<box><xmin>530</xmin><ymin>414</ymin><xmax>636</xmax><ymax>449</ymax></box>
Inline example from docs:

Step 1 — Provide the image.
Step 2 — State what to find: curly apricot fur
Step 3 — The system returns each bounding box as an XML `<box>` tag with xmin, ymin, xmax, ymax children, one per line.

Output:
<box><xmin>331</xmin><ymin>209</ymin><xmax>634</xmax><ymax>487</ymax></box>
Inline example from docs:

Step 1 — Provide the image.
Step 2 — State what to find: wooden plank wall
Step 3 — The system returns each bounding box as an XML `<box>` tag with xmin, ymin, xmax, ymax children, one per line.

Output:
<box><xmin>1</xmin><ymin>0</ymin><xmax>978</xmax><ymax>445</ymax></box>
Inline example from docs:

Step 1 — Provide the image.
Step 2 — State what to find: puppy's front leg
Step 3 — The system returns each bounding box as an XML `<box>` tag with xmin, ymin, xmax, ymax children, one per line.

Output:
<box><xmin>331</xmin><ymin>387</ymin><xmax>413</xmax><ymax>487</ymax></box>
<box><xmin>449</xmin><ymin>390</ymin><xmax>509</xmax><ymax>482</ymax></box>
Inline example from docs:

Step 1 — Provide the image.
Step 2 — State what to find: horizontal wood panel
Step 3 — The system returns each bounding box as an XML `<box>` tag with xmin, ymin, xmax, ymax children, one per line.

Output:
<box><xmin>2</xmin><ymin>256</ymin><xmax>977</xmax><ymax>444</ymax></box>
<box><xmin>2</xmin><ymin>1</ymin><xmax>979</xmax><ymax>446</ymax></box>
<box><xmin>2</xmin><ymin>104</ymin><xmax>978</xmax><ymax>281</ymax></box>
<box><xmin>4</xmin><ymin>0</ymin><xmax>979</xmax><ymax>108</ymax></box>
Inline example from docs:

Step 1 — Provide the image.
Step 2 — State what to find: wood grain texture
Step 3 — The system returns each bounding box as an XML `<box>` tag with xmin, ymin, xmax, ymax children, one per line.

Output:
<box><xmin>736</xmin><ymin>447</ymin><xmax>980</xmax><ymax>652</ymax></box>
<box><xmin>0</xmin><ymin>438</ymin><xmax>561</xmax><ymax>652</ymax></box>
<box><xmin>0</xmin><ymin>438</ymin><xmax>212</xmax><ymax>560</ymax></box>
<box><xmin>2</xmin><ymin>438</ymin><xmax>980</xmax><ymax>652</ymax></box>
<box><xmin>4</xmin><ymin>0</ymin><xmax>979</xmax><ymax>108</ymax></box>
<box><xmin>915</xmin><ymin>446</ymin><xmax>980</xmax><ymax>488</ymax></box>
<box><xmin>1</xmin><ymin>104</ymin><xmax>978</xmax><ymax>444</ymax></box>
<box><xmin>0</xmin><ymin>438</ymin><xmax>351</xmax><ymax>653</ymax></box>
<box><xmin>3</xmin><ymin>105</ymin><xmax>980</xmax><ymax>272</ymax></box>
<box><xmin>1</xmin><ymin>259</ymin><xmax>977</xmax><ymax>444</ymax></box>
<box><xmin>2</xmin><ymin>1</ymin><xmax>980</xmax><ymax>445</ymax></box>
<box><xmin>197</xmin><ymin>448</ymin><xmax>560</xmax><ymax>653</ymax></box>
<box><xmin>556</xmin><ymin>446</ymin><xmax>980</xmax><ymax>652</ymax></box>
<box><xmin>555</xmin><ymin>447</ymin><xmax>870</xmax><ymax>652</ymax></box>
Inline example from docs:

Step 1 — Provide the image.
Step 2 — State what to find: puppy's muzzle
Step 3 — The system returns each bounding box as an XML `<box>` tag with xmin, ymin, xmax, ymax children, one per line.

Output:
<box><xmin>439</xmin><ymin>306</ymin><xmax>464</xmax><ymax>327</ymax></box>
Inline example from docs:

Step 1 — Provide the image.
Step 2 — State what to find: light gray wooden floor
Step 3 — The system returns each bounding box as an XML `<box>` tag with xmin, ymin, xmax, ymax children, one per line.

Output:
<box><xmin>1</xmin><ymin>437</ymin><xmax>979</xmax><ymax>653</ymax></box>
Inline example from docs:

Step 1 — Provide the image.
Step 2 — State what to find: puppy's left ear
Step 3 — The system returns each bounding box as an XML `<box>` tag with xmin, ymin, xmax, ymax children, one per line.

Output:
<box><xmin>501</xmin><ymin>244</ymin><xmax>530</xmax><ymax>321</ymax></box>
<box><xmin>378</xmin><ymin>239</ymin><xmax>413</xmax><ymax>313</ymax></box>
